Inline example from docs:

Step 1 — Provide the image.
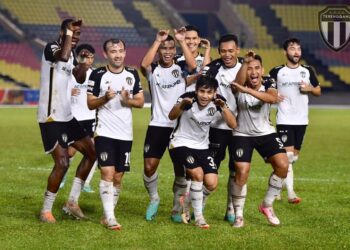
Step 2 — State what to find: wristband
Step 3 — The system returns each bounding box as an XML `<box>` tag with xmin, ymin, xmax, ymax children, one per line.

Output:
<box><xmin>66</xmin><ymin>29</ymin><xmax>73</xmax><ymax>36</ymax></box>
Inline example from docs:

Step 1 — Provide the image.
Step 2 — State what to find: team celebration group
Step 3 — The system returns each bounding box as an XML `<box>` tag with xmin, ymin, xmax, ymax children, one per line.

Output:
<box><xmin>37</xmin><ymin>19</ymin><xmax>321</xmax><ymax>230</ymax></box>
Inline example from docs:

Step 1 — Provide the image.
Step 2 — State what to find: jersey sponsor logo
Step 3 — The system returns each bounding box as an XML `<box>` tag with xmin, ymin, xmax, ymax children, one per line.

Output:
<box><xmin>100</xmin><ymin>152</ymin><xmax>108</xmax><ymax>162</ymax></box>
<box><xmin>144</xmin><ymin>144</ymin><xmax>150</xmax><ymax>153</ymax></box>
<box><xmin>159</xmin><ymin>79</ymin><xmax>182</xmax><ymax>89</ymax></box>
<box><xmin>105</xmin><ymin>80</ymin><xmax>112</xmax><ymax>85</ymax></box>
<box><xmin>236</xmin><ymin>148</ymin><xmax>244</xmax><ymax>158</ymax></box>
<box><xmin>319</xmin><ymin>6</ymin><xmax>350</xmax><ymax>51</ymax></box>
<box><xmin>190</xmin><ymin>117</ymin><xmax>211</xmax><ymax>127</ymax></box>
<box><xmin>172</xmin><ymin>69</ymin><xmax>180</xmax><ymax>78</ymax></box>
<box><xmin>186</xmin><ymin>155</ymin><xmax>195</xmax><ymax>164</ymax></box>
<box><xmin>207</xmin><ymin>107</ymin><xmax>216</xmax><ymax>116</ymax></box>
<box><xmin>126</xmin><ymin>77</ymin><xmax>133</xmax><ymax>86</ymax></box>
<box><xmin>61</xmin><ymin>133</ymin><xmax>68</xmax><ymax>143</ymax></box>
<box><xmin>281</xmin><ymin>81</ymin><xmax>300</xmax><ymax>87</ymax></box>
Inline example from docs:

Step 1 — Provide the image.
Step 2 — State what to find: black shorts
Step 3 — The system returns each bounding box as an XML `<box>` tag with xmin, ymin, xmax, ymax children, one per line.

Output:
<box><xmin>209</xmin><ymin>128</ymin><xmax>235</xmax><ymax>169</ymax></box>
<box><xmin>143</xmin><ymin>126</ymin><xmax>173</xmax><ymax>159</ymax></box>
<box><xmin>39</xmin><ymin>118</ymin><xmax>87</xmax><ymax>153</ymax></box>
<box><xmin>169</xmin><ymin>147</ymin><xmax>218</xmax><ymax>175</ymax></box>
<box><xmin>276</xmin><ymin>125</ymin><xmax>307</xmax><ymax>150</ymax></box>
<box><xmin>78</xmin><ymin>119</ymin><xmax>95</xmax><ymax>138</ymax></box>
<box><xmin>232</xmin><ymin>133</ymin><xmax>286</xmax><ymax>163</ymax></box>
<box><xmin>95</xmin><ymin>136</ymin><xmax>132</xmax><ymax>172</ymax></box>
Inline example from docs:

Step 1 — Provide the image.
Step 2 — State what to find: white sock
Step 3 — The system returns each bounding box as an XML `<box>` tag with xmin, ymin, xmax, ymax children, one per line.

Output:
<box><xmin>232</xmin><ymin>181</ymin><xmax>247</xmax><ymax>218</ymax></box>
<box><xmin>285</xmin><ymin>152</ymin><xmax>296</xmax><ymax>198</ymax></box>
<box><xmin>113</xmin><ymin>186</ymin><xmax>121</xmax><ymax>209</ymax></box>
<box><xmin>227</xmin><ymin>171</ymin><xmax>235</xmax><ymax>213</ymax></box>
<box><xmin>190</xmin><ymin>181</ymin><xmax>203</xmax><ymax>220</ymax></box>
<box><xmin>84</xmin><ymin>161</ymin><xmax>97</xmax><ymax>187</ymax></box>
<box><xmin>286</xmin><ymin>164</ymin><xmax>296</xmax><ymax>199</ymax></box>
<box><xmin>184</xmin><ymin>178</ymin><xmax>191</xmax><ymax>205</ymax></box>
<box><xmin>264</xmin><ymin>173</ymin><xmax>284</xmax><ymax>206</ymax></box>
<box><xmin>42</xmin><ymin>190</ymin><xmax>57</xmax><ymax>212</ymax></box>
<box><xmin>202</xmin><ymin>185</ymin><xmax>212</xmax><ymax>210</ymax></box>
<box><xmin>143</xmin><ymin>173</ymin><xmax>160</xmax><ymax>202</ymax></box>
<box><xmin>172</xmin><ymin>176</ymin><xmax>187</xmax><ymax>213</ymax></box>
<box><xmin>99</xmin><ymin>180</ymin><xmax>115</xmax><ymax>220</ymax></box>
<box><xmin>68</xmin><ymin>177</ymin><xmax>84</xmax><ymax>203</ymax></box>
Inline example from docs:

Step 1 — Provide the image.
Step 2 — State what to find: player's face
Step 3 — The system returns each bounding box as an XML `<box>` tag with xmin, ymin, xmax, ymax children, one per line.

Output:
<box><xmin>196</xmin><ymin>87</ymin><xmax>216</xmax><ymax>107</ymax></box>
<box><xmin>71</xmin><ymin>27</ymin><xmax>81</xmax><ymax>49</ymax></box>
<box><xmin>158</xmin><ymin>40</ymin><xmax>176</xmax><ymax>67</ymax></box>
<box><xmin>247</xmin><ymin>59</ymin><xmax>264</xmax><ymax>89</ymax></box>
<box><xmin>104</xmin><ymin>42</ymin><xmax>126</xmax><ymax>69</ymax></box>
<box><xmin>285</xmin><ymin>42</ymin><xmax>302</xmax><ymax>65</ymax></box>
<box><xmin>185</xmin><ymin>30</ymin><xmax>200</xmax><ymax>54</ymax></box>
<box><xmin>219</xmin><ymin>41</ymin><xmax>240</xmax><ymax>68</ymax></box>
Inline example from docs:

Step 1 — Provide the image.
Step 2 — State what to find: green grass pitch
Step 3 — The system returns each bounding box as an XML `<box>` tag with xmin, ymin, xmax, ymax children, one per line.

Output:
<box><xmin>0</xmin><ymin>107</ymin><xmax>349</xmax><ymax>249</ymax></box>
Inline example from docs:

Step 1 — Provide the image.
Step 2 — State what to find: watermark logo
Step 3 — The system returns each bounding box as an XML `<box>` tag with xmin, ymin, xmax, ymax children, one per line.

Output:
<box><xmin>319</xmin><ymin>6</ymin><xmax>350</xmax><ymax>51</ymax></box>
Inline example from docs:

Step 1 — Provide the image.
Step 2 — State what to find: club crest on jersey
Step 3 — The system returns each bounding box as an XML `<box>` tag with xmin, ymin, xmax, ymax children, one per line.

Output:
<box><xmin>319</xmin><ymin>6</ymin><xmax>350</xmax><ymax>51</ymax></box>
<box><xmin>196</xmin><ymin>60</ymin><xmax>203</xmax><ymax>66</ymax></box>
<box><xmin>186</xmin><ymin>156</ymin><xmax>195</xmax><ymax>164</ymax></box>
<box><xmin>100</xmin><ymin>152</ymin><xmax>108</xmax><ymax>162</ymax></box>
<box><xmin>236</xmin><ymin>148</ymin><xmax>244</xmax><ymax>158</ymax></box>
<box><xmin>144</xmin><ymin>144</ymin><xmax>150</xmax><ymax>153</ymax></box>
<box><xmin>126</xmin><ymin>77</ymin><xmax>133</xmax><ymax>86</ymax></box>
<box><xmin>172</xmin><ymin>69</ymin><xmax>180</xmax><ymax>78</ymax></box>
<box><xmin>300</xmin><ymin>71</ymin><xmax>306</xmax><ymax>79</ymax></box>
<box><xmin>281</xmin><ymin>135</ymin><xmax>288</xmax><ymax>143</ymax></box>
<box><xmin>61</xmin><ymin>133</ymin><xmax>68</xmax><ymax>143</ymax></box>
<box><xmin>207</xmin><ymin>107</ymin><xmax>216</xmax><ymax>116</ymax></box>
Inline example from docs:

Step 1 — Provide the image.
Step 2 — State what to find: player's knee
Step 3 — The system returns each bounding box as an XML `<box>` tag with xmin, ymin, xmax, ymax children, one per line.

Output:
<box><xmin>144</xmin><ymin>160</ymin><xmax>157</xmax><ymax>177</ymax></box>
<box><xmin>287</xmin><ymin>151</ymin><xmax>294</xmax><ymax>164</ymax></box>
<box><xmin>56</xmin><ymin>155</ymin><xmax>69</xmax><ymax>170</ymax></box>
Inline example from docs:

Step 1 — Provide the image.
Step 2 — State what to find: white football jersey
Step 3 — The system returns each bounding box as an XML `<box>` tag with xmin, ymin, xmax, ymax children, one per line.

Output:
<box><xmin>169</xmin><ymin>92</ymin><xmax>225</xmax><ymax>150</ymax></box>
<box><xmin>175</xmin><ymin>53</ymin><xmax>205</xmax><ymax>92</ymax></box>
<box><xmin>147</xmin><ymin>62</ymin><xmax>186</xmax><ymax>128</ymax></box>
<box><xmin>233</xmin><ymin>77</ymin><xmax>277</xmax><ymax>136</ymax></box>
<box><xmin>269</xmin><ymin>64</ymin><xmax>320</xmax><ymax>125</ymax></box>
<box><xmin>87</xmin><ymin>66</ymin><xmax>143</xmax><ymax>141</ymax></box>
<box><xmin>69</xmin><ymin>68</ymin><xmax>95</xmax><ymax>121</ymax></box>
<box><xmin>203</xmin><ymin>58</ymin><xmax>243</xmax><ymax>130</ymax></box>
<box><xmin>37</xmin><ymin>41</ymin><xmax>76</xmax><ymax>123</ymax></box>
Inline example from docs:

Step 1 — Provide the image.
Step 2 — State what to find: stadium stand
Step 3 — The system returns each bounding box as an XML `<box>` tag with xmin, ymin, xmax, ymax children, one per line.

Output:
<box><xmin>0</xmin><ymin>0</ymin><xmax>349</xmax><ymax>101</ymax></box>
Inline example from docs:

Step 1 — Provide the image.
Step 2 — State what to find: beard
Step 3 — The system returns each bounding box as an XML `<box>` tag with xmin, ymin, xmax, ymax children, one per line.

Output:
<box><xmin>287</xmin><ymin>53</ymin><xmax>300</xmax><ymax>65</ymax></box>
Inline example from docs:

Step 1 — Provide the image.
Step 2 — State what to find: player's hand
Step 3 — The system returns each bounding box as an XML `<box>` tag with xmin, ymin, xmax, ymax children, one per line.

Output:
<box><xmin>105</xmin><ymin>86</ymin><xmax>116</xmax><ymax>101</ymax></box>
<box><xmin>277</xmin><ymin>93</ymin><xmax>286</xmax><ymax>102</ymax></box>
<box><xmin>179</xmin><ymin>97</ymin><xmax>193</xmax><ymax>110</ymax></box>
<box><xmin>213</xmin><ymin>98</ymin><xmax>228</xmax><ymax>109</ymax></box>
<box><xmin>231</xmin><ymin>82</ymin><xmax>248</xmax><ymax>93</ymax></box>
<box><xmin>200</xmin><ymin>38</ymin><xmax>211</xmax><ymax>49</ymax></box>
<box><xmin>299</xmin><ymin>80</ymin><xmax>311</xmax><ymax>94</ymax></box>
<box><xmin>77</xmin><ymin>49</ymin><xmax>92</xmax><ymax>64</ymax></box>
<box><xmin>174</xmin><ymin>27</ymin><xmax>186</xmax><ymax>41</ymax></box>
<box><xmin>120</xmin><ymin>87</ymin><xmax>130</xmax><ymax>107</ymax></box>
<box><xmin>67</xmin><ymin>19</ymin><xmax>82</xmax><ymax>32</ymax></box>
<box><xmin>71</xmin><ymin>88</ymin><xmax>80</xmax><ymax>96</ymax></box>
<box><xmin>244</xmin><ymin>50</ymin><xmax>255</xmax><ymax>63</ymax></box>
<box><xmin>156</xmin><ymin>30</ymin><xmax>169</xmax><ymax>42</ymax></box>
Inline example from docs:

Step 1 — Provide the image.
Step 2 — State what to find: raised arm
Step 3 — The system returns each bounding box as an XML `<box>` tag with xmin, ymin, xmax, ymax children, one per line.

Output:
<box><xmin>175</xmin><ymin>27</ymin><xmax>196</xmax><ymax>72</ymax></box>
<box><xmin>214</xmin><ymin>98</ymin><xmax>237</xmax><ymax>129</ymax></box>
<box><xmin>168</xmin><ymin>97</ymin><xmax>193</xmax><ymax>120</ymax></box>
<box><xmin>231</xmin><ymin>82</ymin><xmax>278</xmax><ymax>104</ymax></box>
<box><xmin>234</xmin><ymin>50</ymin><xmax>255</xmax><ymax>86</ymax></box>
<box><xmin>200</xmin><ymin>38</ymin><xmax>211</xmax><ymax>67</ymax></box>
<box><xmin>140</xmin><ymin>30</ymin><xmax>169</xmax><ymax>77</ymax></box>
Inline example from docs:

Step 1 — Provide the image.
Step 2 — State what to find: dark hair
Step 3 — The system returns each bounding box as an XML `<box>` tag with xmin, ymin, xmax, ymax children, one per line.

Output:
<box><xmin>185</xmin><ymin>25</ymin><xmax>200</xmax><ymax>36</ymax></box>
<box><xmin>103</xmin><ymin>38</ymin><xmax>126</xmax><ymax>52</ymax></box>
<box><xmin>283</xmin><ymin>37</ymin><xmax>301</xmax><ymax>50</ymax></box>
<box><xmin>165</xmin><ymin>35</ymin><xmax>175</xmax><ymax>42</ymax></box>
<box><xmin>76</xmin><ymin>43</ymin><xmax>95</xmax><ymax>54</ymax></box>
<box><xmin>252</xmin><ymin>54</ymin><xmax>263</xmax><ymax>65</ymax></box>
<box><xmin>218</xmin><ymin>34</ymin><xmax>239</xmax><ymax>49</ymax></box>
<box><xmin>195</xmin><ymin>75</ymin><xmax>218</xmax><ymax>91</ymax></box>
<box><xmin>60</xmin><ymin>19</ymin><xmax>74</xmax><ymax>31</ymax></box>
